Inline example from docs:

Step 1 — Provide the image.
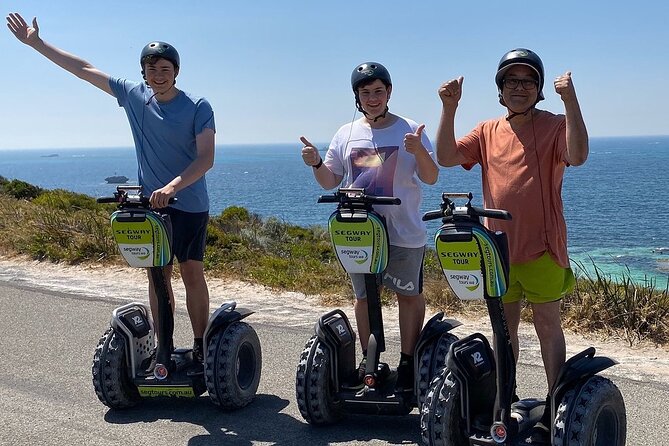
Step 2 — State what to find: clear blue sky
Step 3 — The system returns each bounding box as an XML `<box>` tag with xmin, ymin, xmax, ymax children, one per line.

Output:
<box><xmin>2</xmin><ymin>0</ymin><xmax>668</xmax><ymax>150</ymax></box>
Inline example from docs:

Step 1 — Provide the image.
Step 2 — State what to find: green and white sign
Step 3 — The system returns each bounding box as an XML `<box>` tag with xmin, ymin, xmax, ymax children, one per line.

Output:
<box><xmin>328</xmin><ymin>212</ymin><xmax>388</xmax><ymax>274</ymax></box>
<box><xmin>435</xmin><ymin>234</ymin><xmax>484</xmax><ymax>300</ymax></box>
<box><xmin>111</xmin><ymin>211</ymin><xmax>172</xmax><ymax>268</ymax></box>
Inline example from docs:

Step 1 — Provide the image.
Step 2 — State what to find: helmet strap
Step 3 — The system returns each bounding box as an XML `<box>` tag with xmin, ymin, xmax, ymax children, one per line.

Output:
<box><xmin>354</xmin><ymin>91</ymin><xmax>390</xmax><ymax>122</ymax></box>
<box><xmin>506</xmin><ymin>106</ymin><xmax>534</xmax><ymax>121</ymax></box>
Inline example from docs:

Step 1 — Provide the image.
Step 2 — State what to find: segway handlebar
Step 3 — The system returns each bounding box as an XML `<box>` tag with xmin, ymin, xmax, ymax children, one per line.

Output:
<box><xmin>96</xmin><ymin>186</ymin><xmax>176</xmax><ymax>208</ymax></box>
<box><xmin>317</xmin><ymin>187</ymin><xmax>401</xmax><ymax>206</ymax></box>
<box><xmin>422</xmin><ymin>192</ymin><xmax>512</xmax><ymax>222</ymax></box>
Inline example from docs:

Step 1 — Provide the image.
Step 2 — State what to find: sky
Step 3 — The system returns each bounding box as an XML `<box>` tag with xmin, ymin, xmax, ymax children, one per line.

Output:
<box><xmin>2</xmin><ymin>0</ymin><xmax>668</xmax><ymax>150</ymax></box>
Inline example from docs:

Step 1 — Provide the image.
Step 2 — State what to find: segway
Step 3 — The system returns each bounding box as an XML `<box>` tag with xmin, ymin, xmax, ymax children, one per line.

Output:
<box><xmin>92</xmin><ymin>186</ymin><xmax>262</xmax><ymax>410</ymax></box>
<box><xmin>420</xmin><ymin>193</ymin><xmax>626</xmax><ymax>445</ymax></box>
<box><xmin>295</xmin><ymin>188</ymin><xmax>460</xmax><ymax>425</ymax></box>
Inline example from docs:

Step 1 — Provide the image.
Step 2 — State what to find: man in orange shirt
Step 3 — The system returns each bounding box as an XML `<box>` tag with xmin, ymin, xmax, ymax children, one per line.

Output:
<box><xmin>434</xmin><ymin>48</ymin><xmax>588</xmax><ymax>433</ymax></box>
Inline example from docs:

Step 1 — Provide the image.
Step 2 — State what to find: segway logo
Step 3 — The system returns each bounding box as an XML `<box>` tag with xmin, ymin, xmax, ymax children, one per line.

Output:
<box><xmin>121</xmin><ymin>246</ymin><xmax>151</xmax><ymax>260</ymax></box>
<box><xmin>132</xmin><ymin>315</ymin><xmax>144</xmax><ymax>327</ymax></box>
<box><xmin>336</xmin><ymin>324</ymin><xmax>347</xmax><ymax>336</ymax></box>
<box><xmin>334</xmin><ymin>230</ymin><xmax>372</xmax><ymax>236</ymax></box>
<box><xmin>341</xmin><ymin>249</ymin><xmax>369</xmax><ymax>264</ymax></box>
<box><xmin>448</xmin><ymin>273</ymin><xmax>480</xmax><ymax>291</ymax></box>
<box><xmin>115</xmin><ymin>229</ymin><xmax>151</xmax><ymax>235</ymax></box>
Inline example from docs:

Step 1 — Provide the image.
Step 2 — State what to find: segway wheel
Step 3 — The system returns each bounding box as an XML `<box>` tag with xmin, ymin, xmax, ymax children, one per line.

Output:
<box><xmin>295</xmin><ymin>335</ymin><xmax>343</xmax><ymax>425</ymax></box>
<box><xmin>417</xmin><ymin>333</ymin><xmax>458</xmax><ymax>407</ymax></box>
<box><xmin>204</xmin><ymin>321</ymin><xmax>262</xmax><ymax>410</ymax></box>
<box><xmin>420</xmin><ymin>369</ymin><xmax>469</xmax><ymax>446</ymax></box>
<box><xmin>553</xmin><ymin>375</ymin><xmax>626</xmax><ymax>446</ymax></box>
<box><xmin>92</xmin><ymin>328</ymin><xmax>141</xmax><ymax>409</ymax></box>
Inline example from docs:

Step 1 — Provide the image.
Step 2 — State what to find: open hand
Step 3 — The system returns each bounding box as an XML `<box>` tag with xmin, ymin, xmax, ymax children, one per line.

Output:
<box><xmin>6</xmin><ymin>13</ymin><xmax>40</xmax><ymax>46</ymax></box>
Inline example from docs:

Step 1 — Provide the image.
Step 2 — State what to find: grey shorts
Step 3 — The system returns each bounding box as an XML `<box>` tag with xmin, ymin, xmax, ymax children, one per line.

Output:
<box><xmin>350</xmin><ymin>245</ymin><xmax>425</xmax><ymax>299</ymax></box>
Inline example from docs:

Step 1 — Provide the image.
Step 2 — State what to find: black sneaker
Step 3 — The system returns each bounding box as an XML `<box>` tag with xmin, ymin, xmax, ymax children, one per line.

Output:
<box><xmin>528</xmin><ymin>396</ymin><xmax>552</xmax><ymax>444</ymax></box>
<box><xmin>528</xmin><ymin>422</ymin><xmax>550</xmax><ymax>445</ymax></box>
<box><xmin>192</xmin><ymin>341</ymin><xmax>204</xmax><ymax>364</ymax></box>
<box><xmin>395</xmin><ymin>361</ymin><xmax>414</xmax><ymax>393</ymax></box>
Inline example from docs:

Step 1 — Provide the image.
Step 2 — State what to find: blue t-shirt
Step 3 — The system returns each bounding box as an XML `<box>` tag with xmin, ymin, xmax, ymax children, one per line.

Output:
<box><xmin>109</xmin><ymin>77</ymin><xmax>215</xmax><ymax>213</ymax></box>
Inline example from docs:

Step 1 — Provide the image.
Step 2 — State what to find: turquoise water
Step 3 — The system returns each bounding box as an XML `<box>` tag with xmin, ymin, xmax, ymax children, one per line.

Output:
<box><xmin>1</xmin><ymin>136</ymin><xmax>668</xmax><ymax>284</ymax></box>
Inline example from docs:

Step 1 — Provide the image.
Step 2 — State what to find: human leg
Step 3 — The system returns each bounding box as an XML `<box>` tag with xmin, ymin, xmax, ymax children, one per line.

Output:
<box><xmin>147</xmin><ymin>264</ymin><xmax>175</xmax><ymax>340</ymax></box>
<box><xmin>531</xmin><ymin>300</ymin><xmax>565</xmax><ymax>391</ymax></box>
<box><xmin>180</xmin><ymin>259</ymin><xmax>210</xmax><ymax>339</ymax></box>
<box><xmin>397</xmin><ymin>292</ymin><xmax>426</xmax><ymax>355</ymax></box>
<box><xmin>522</xmin><ymin>254</ymin><xmax>574</xmax><ymax>390</ymax></box>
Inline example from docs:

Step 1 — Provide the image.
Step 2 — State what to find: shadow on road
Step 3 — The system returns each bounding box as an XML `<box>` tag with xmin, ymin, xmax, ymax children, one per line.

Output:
<box><xmin>103</xmin><ymin>393</ymin><xmax>422</xmax><ymax>445</ymax></box>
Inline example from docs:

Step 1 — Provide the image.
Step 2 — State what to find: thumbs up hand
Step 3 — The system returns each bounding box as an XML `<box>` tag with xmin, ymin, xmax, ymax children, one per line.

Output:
<box><xmin>404</xmin><ymin>124</ymin><xmax>427</xmax><ymax>155</ymax></box>
<box><xmin>300</xmin><ymin>136</ymin><xmax>322</xmax><ymax>167</ymax></box>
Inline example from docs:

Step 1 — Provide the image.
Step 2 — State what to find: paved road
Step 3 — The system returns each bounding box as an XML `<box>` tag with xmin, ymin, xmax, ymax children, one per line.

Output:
<box><xmin>0</xmin><ymin>282</ymin><xmax>666</xmax><ymax>445</ymax></box>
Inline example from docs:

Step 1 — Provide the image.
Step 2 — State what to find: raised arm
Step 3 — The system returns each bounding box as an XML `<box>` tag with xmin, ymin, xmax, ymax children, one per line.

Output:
<box><xmin>435</xmin><ymin>76</ymin><xmax>469</xmax><ymax>167</ymax></box>
<box><xmin>6</xmin><ymin>13</ymin><xmax>113</xmax><ymax>96</ymax></box>
<box><xmin>554</xmin><ymin>71</ymin><xmax>588</xmax><ymax>166</ymax></box>
<box><xmin>300</xmin><ymin>136</ymin><xmax>342</xmax><ymax>190</ymax></box>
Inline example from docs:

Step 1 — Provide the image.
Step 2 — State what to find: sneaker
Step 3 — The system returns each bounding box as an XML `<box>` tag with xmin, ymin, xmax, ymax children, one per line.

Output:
<box><xmin>192</xmin><ymin>341</ymin><xmax>205</xmax><ymax>364</ymax></box>
<box><xmin>528</xmin><ymin>422</ymin><xmax>550</xmax><ymax>445</ymax></box>
<box><xmin>395</xmin><ymin>360</ymin><xmax>414</xmax><ymax>392</ymax></box>
<box><xmin>357</xmin><ymin>356</ymin><xmax>367</xmax><ymax>383</ymax></box>
<box><xmin>527</xmin><ymin>396</ymin><xmax>552</xmax><ymax>444</ymax></box>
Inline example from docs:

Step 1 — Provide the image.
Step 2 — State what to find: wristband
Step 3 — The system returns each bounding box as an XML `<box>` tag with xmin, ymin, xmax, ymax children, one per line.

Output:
<box><xmin>312</xmin><ymin>158</ymin><xmax>323</xmax><ymax>169</ymax></box>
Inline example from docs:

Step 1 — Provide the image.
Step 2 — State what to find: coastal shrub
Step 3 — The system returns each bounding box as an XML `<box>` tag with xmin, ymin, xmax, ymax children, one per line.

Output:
<box><xmin>565</xmin><ymin>261</ymin><xmax>669</xmax><ymax>346</ymax></box>
<box><xmin>0</xmin><ymin>179</ymin><xmax>43</xmax><ymax>200</ymax></box>
<box><xmin>32</xmin><ymin>189</ymin><xmax>100</xmax><ymax>211</ymax></box>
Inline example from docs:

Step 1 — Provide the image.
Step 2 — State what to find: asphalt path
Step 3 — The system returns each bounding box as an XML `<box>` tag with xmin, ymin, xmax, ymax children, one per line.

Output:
<box><xmin>0</xmin><ymin>282</ymin><xmax>666</xmax><ymax>446</ymax></box>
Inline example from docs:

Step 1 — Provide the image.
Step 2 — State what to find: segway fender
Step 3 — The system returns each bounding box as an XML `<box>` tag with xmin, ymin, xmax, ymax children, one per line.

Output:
<box><xmin>415</xmin><ymin>311</ymin><xmax>462</xmax><ymax>354</ymax></box>
<box><xmin>203</xmin><ymin>301</ymin><xmax>254</xmax><ymax>344</ymax></box>
<box><xmin>552</xmin><ymin>347</ymin><xmax>618</xmax><ymax>408</ymax></box>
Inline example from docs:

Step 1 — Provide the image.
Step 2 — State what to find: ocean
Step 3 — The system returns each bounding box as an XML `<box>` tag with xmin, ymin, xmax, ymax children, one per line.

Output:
<box><xmin>1</xmin><ymin>136</ymin><xmax>668</xmax><ymax>284</ymax></box>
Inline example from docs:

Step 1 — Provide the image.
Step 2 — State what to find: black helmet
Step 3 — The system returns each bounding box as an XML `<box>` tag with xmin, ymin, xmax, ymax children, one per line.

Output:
<box><xmin>140</xmin><ymin>41</ymin><xmax>180</xmax><ymax>69</ymax></box>
<box><xmin>351</xmin><ymin>62</ymin><xmax>392</xmax><ymax>91</ymax></box>
<box><xmin>495</xmin><ymin>48</ymin><xmax>544</xmax><ymax>102</ymax></box>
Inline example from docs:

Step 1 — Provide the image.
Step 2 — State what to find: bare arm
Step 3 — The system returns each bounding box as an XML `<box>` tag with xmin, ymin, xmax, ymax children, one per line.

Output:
<box><xmin>6</xmin><ymin>13</ymin><xmax>113</xmax><ymax>95</ymax></box>
<box><xmin>300</xmin><ymin>136</ymin><xmax>342</xmax><ymax>190</ymax></box>
<box><xmin>149</xmin><ymin>128</ymin><xmax>216</xmax><ymax>208</ymax></box>
<box><xmin>435</xmin><ymin>77</ymin><xmax>469</xmax><ymax>167</ymax></box>
<box><xmin>555</xmin><ymin>72</ymin><xmax>588</xmax><ymax>166</ymax></box>
<box><xmin>404</xmin><ymin>124</ymin><xmax>438</xmax><ymax>184</ymax></box>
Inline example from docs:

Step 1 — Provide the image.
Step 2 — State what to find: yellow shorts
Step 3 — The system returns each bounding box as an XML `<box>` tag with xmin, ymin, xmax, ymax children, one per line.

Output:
<box><xmin>502</xmin><ymin>252</ymin><xmax>575</xmax><ymax>304</ymax></box>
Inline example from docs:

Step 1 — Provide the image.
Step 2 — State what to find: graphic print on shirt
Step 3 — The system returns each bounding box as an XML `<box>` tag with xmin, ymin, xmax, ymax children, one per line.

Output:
<box><xmin>349</xmin><ymin>145</ymin><xmax>399</xmax><ymax>196</ymax></box>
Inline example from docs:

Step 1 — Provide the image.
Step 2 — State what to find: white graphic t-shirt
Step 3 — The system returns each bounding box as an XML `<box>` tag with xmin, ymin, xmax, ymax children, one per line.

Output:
<box><xmin>324</xmin><ymin>115</ymin><xmax>434</xmax><ymax>248</ymax></box>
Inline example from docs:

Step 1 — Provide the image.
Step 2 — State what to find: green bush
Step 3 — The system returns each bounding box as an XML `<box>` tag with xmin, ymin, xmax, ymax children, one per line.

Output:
<box><xmin>0</xmin><ymin>179</ymin><xmax>43</xmax><ymax>200</ymax></box>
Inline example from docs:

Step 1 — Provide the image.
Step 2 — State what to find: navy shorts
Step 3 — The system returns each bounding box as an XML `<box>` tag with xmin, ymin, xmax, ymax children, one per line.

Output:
<box><xmin>160</xmin><ymin>207</ymin><xmax>209</xmax><ymax>263</ymax></box>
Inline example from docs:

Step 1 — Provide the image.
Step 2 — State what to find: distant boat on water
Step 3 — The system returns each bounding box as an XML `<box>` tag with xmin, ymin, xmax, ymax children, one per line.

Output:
<box><xmin>40</xmin><ymin>153</ymin><xmax>59</xmax><ymax>158</ymax></box>
<box><xmin>105</xmin><ymin>175</ymin><xmax>129</xmax><ymax>184</ymax></box>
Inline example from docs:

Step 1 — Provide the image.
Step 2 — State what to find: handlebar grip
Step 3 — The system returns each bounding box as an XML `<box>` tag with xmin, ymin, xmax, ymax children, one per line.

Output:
<box><xmin>317</xmin><ymin>195</ymin><xmax>338</xmax><ymax>203</ymax></box>
<box><xmin>422</xmin><ymin>210</ymin><xmax>444</xmax><ymax>221</ymax></box>
<box><xmin>373</xmin><ymin>197</ymin><xmax>401</xmax><ymax>205</ymax></box>
<box><xmin>96</xmin><ymin>197</ymin><xmax>118</xmax><ymax>203</ymax></box>
<box><xmin>470</xmin><ymin>206</ymin><xmax>512</xmax><ymax>221</ymax></box>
